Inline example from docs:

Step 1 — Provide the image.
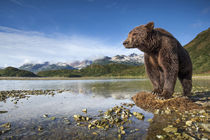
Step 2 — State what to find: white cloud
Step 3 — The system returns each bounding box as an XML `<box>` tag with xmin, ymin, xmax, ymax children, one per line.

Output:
<box><xmin>0</xmin><ymin>26</ymin><xmax>139</xmax><ymax>67</ymax></box>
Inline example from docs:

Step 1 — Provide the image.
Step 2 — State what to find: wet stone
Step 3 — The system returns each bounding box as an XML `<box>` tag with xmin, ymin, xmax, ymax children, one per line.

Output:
<box><xmin>0</xmin><ymin>111</ymin><xmax>8</xmax><ymax>114</ymax></box>
<box><xmin>50</xmin><ymin>117</ymin><xmax>56</xmax><ymax>121</ymax></box>
<box><xmin>163</xmin><ymin>125</ymin><xmax>178</xmax><ymax>133</ymax></box>
<box><xmin>0</xmin><ymin>122</ymin><xmax>11</xmax><ymax>128</ymax></box>
<box><xmin>133</xmin><ymin>112</ymin><xmax>144</xmax><ymax>120</ymax></box>
<box><xmin>186</xmin><ymin>120</ymin><xmax>193</xmax><ymax>126</ymax></box>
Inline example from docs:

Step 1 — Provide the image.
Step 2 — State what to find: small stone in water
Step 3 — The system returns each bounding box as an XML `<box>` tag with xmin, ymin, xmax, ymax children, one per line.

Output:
<box><xmin>1</xmin><ymin>122</ymin><xmax>11</xmax><ymax>128</ymax></box>
<box><xmin>38</xmin><ymin>126</ymin><xmax>43</xmax><ymax>131</ymax></box>
<box><xmin>147</xmin><ymin>119</ymin><xmax>153</xmax><ymax>123</ymax></box>
<box><xmin>133</xmin><ymin>112</ymin><xmax>144</xmax><ymax>120</ymax></box>
<box><xmin>51</xmin><ymin>117</ymin><xmax>56</xmax><ymax>121</ymax></box>
<box><xmin>82</xmin><ymin>109</ymin><xmax>87</xmax><ymax>113</ymax></box>
<box><xmin>121</xmin><ymin>130</ymin><xmax>126</xmax><ymax>135</ymax></box>
<box><xmin>92</xmin><ymin>132</ymin><xmax>98</xmax><ymax>135</ymax></box>
<box><xmin>43</xmin><ymin>114</ymin><xmax>48</xmax><ymax>118</ymax></box>
<box><xmin>0</xmin><ymin>111</ymin><xmax>8</xmax><ymax>114</ymax></box>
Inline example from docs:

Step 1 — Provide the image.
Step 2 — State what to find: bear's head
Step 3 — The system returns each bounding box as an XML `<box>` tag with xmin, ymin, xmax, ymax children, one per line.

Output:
<box><xmin>123</xmin><ymin>22</ymin><xmax>154</xmax><ymax>53</ymax></box>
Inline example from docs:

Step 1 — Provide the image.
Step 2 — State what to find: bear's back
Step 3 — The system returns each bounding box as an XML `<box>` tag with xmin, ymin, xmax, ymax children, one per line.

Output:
<box><xmin>155</xmin><ymin>28</ymin><xmax>175</xmax><ymax>39</ymax></box>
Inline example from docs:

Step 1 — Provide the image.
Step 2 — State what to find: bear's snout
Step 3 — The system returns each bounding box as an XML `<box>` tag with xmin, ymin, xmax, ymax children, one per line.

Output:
<box><xmin>123</xmin><ymin>40</ymin><xmax>129</xmax><ymax>46</ymax></box>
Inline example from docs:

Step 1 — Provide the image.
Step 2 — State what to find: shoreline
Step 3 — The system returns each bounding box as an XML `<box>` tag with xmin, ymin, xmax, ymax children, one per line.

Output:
<box><xmin>0</xmin><ymin>75</ymin><xmax>210</xmax><ymax>80</ymax></box>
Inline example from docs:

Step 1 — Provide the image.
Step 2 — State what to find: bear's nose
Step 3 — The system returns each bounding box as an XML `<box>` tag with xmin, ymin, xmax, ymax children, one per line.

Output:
<box><xmin>123</xmin><ymin>40</ymin><xmax>129</xmax><ymax>45</ymax></box>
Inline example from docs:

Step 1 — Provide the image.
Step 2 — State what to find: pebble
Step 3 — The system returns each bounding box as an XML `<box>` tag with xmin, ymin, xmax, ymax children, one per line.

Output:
<box><xmin>163</xmin><ymin>125</ymin><xmax>178</xmax><ymax>133</ymax></box>
<box><xmin>154</xmin><ymin>109</ymin><xmax>160</xmax><ymax>115</ymax></box>
<box><xmin>156</xmin><ymin>135</ymin><xmax>165</xmax><ymax>139</ymax></box>
<box><xmin>82</xmin><ymin>109</ymin><xmax>87</xmax><ymax>113</ymax></box>
<box><xmin>51</xmin><ymin>117</ymin><xmax>56</xmax><ymax>121</ymax></box>
<box><xmin>186</xmin><ymin>120</ymin><xmax>192</xmax><ymax>126</ymax></box>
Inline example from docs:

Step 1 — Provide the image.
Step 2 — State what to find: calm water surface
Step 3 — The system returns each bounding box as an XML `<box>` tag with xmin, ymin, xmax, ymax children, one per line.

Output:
<box><xmin>0</xmin><ymin>79</ymin><xmax>153</xmax><ymax>139</ymax></box>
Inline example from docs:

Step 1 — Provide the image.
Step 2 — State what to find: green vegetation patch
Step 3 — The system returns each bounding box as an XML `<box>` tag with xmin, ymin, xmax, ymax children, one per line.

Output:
<box><xmin>0</xmin><ymin>67</ymin><xmax>37</xmax><ymax>77</ymax></box>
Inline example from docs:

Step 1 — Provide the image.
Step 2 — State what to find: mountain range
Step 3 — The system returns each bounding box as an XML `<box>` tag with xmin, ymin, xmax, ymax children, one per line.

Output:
<box><xmin>19</xmin><ymin>53</ymin><xmax>144</xmax><ymax>73</ymax></box>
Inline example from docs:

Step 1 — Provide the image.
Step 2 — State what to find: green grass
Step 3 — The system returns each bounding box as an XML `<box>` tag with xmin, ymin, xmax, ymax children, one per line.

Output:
<box><xmin>37</xmin><ymin>63</ymin><xmax>146</xmax><ymax>77</ymax></box>
<box><xmin>184</xmin><ymin>28</ymin><xmax>210</xmax><ymax>74</ymax></box>
<box><xmin>0</xmin><ymin>67</ymin><xmax>38</xmax><ymax>77</ymax></box>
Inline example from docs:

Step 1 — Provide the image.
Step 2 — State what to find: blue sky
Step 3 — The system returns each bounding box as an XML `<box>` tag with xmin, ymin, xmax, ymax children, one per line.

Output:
<box><xmin>0</xmin><ymin>0</ymin><xmax>209</xmax><ymax>67</ymax></box>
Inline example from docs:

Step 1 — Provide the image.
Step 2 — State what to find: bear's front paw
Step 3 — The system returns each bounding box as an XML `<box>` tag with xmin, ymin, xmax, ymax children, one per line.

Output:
<box><xmin>156</xmin><ymin>90</ymin><xmax>173</xmax><ymax>100</ymax></box>
<box><xmin>151</xmin><ymin>89</ymin><xmax>162</xmax><ymax>95</ymax></box>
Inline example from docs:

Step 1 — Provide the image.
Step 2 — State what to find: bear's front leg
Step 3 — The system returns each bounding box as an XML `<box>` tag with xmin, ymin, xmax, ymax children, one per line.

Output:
<box><xmin>158</xmin><ymin>48</ymin><xmax>179</xmax><ymax>99</ymax></box>
<box><xmin>144</xmin><ymin>54</ymin><xmax>164</xmax><ymax>95</ymax></box>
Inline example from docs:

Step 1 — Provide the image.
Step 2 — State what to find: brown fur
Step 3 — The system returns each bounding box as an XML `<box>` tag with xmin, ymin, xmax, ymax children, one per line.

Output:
<box><xmin>123</xmin><ymin>22</ymin><xmax>192</xmax><ymax>99</ymax></box>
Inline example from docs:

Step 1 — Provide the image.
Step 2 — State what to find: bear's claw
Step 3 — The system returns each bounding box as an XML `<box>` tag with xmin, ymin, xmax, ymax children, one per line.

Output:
<box><xmin>151</xmin><ymin>89</ymin><xmax>162</xmax><ymax>95</ymax></box>
<box><xmin>155</xmin><ymin>96</ymin><xmax>165</xmax><ymax>100</ymax></box>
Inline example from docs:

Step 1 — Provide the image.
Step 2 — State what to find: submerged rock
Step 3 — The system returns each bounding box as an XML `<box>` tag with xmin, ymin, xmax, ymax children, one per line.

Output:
<box><xmin>133</xmin><ymin>112</ymin><xmax>144</xmax><ymax>120</ymax></box>
<box><xmin>0</xmin><ymin>122</ymin><xmax>11</xmax><ymax>128</ymax></box>
<box><xmin>82</xmin><ymin>109</ymin><xmax>87</xmax><ymax>113</ymax></box>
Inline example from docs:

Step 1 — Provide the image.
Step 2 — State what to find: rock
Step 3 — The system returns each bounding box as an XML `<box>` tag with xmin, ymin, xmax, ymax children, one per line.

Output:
<box><xmin>63</xmin><ymin>119</ymin><xmax>71</xmax><ymax>125</ymax></box>
<box><xmin>38</xmin><ymin>126</ymin><xmax>43</xmax><ymax>131</ymax></box>
<box><xmin>147</xmin><ymin>118</ymin><xmax>153</xmax><ymax>123</ymax></box>
<box><xmin>186</xmin><ymin>120</ymin><xmax>193</xmax><ymax>126</ymax></box>
<box><xmin>201</xmin><ymin>138</ymin><xmax>208</xmax><ymax>140</ymax></box>
<box><xmin>182</xmin><ymin>132</ymin><xmax>196</xmax><ymax>140</ymax></box>
<box><xmin>121</xmin><ymin>130</ymin><xmax>126</xmax><ymax>135</ymax></box>
<box><xmin>200</xmin><ymin>123</ymin><xmax>210</xmax><ymax>132</ymax></box>
<box><xmin>163</xmin><ymin>125</ymin><xmax>177</xmax><ymax>133</ymax></box>
<box><xmin>154</xmin><ymin>109</ymin><xmax>160</xmax><ymax>115</ymax></box>
<box><xmin>50</xmin><ymin>117</ymin><xmax>56</xmax><ymax>121</ymax></box>
<box><xmin>74</xmin><ymin>115</ymin><xmax>81</xmax><ymax>121</ymax></box>
<box><xmin>0</xmin><ymin>122</ymin><xmax>11</xmax><ymax>128</ymax></box>
<box><xmin>165</xmin><ymin>108</ymin><xmax>171</xmax><ymax>114</ymax></box>
<box><xmin>199</xmin><ymin>110</ymin><xmax>206</xmax><ymax>114</ymax></box>
<box><xmin>0</xmin><ymin>111</ymin><xmax>8</xmax><ymax>114</ymax></box>
<box><xmin>156</xmin><ymin>135</ymin><xmax>165</xmax><ymax>139</ymax></box>
<box><xmin>82</xmin><ymin>109</ymin><xmax>87</xmax><ymax>113</ymax></box>
<box><xmin>92</xmin><ymin>132</ymin><xmax>98</xmax><ymax>135</ymax></box>
<box><xmin>133</xmin><ymin>112</ymin><xmax>144</xmax><ymax>120</ymax></box>
<box><xmin>43</xmin><ymin>114</ymin><xmax>48</xmax><ymax>118</ymax></box>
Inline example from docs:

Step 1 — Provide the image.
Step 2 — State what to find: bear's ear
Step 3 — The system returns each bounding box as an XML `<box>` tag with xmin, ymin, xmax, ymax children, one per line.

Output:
<box><xmin>145</xmin><ymin>22</ymin><xmax>154</xmax><ymax>31</ymax></box>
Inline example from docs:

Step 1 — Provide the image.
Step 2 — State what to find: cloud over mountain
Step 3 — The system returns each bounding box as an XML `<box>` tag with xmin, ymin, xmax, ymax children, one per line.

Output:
<box><xmin>0</xmin><ymin>26</ymin><xmax>138</xmax><ymax>67</ymax></box>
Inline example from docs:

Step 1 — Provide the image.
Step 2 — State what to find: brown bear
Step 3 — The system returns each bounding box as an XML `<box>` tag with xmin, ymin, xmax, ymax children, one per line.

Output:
<box><xmin>123</xmin><ymin>22</ymin><xmax>192</xmax><ymax>99</ymax></box>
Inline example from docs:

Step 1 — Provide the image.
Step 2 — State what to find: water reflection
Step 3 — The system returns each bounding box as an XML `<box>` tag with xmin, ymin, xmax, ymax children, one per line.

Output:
<box><xmin>0</xmin><ymin>79</ymin><xmax>154</xmax><ymax>122</ymax></box>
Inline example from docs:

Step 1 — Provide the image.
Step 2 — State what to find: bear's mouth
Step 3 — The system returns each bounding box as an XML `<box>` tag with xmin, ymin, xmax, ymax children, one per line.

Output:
<box><xmin>124</xmin><ymin>45</ymin><xmax>135</xmax><ymax>49</ymax></box>
<box><xmin>123</xmin><ymin>40</ymin><xmax>136</xmax><ymax>49</ymax></box>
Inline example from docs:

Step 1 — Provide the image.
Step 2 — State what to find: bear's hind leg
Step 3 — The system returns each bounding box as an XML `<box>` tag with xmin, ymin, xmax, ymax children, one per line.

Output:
<box><xmin>178</xmin><ymin>75</ymin><xmax>192</xmax><ymax>97</ymax></box>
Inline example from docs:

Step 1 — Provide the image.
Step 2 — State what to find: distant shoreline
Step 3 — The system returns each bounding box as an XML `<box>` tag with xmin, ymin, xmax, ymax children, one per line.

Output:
<box><xmin>0</xmin><ymin>75</ymin><xmax>210</xmax><ymax>80</ymax></box>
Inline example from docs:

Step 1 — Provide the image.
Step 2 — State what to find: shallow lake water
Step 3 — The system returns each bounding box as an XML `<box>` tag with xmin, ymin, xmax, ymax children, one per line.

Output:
<box><xmin>0</xmin><ymin>78</ymin><xmax>210</xmax><ymax>139</ymax></box>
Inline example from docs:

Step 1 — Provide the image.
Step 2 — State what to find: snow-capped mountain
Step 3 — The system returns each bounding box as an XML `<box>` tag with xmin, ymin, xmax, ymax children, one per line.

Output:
<box><xmin>19</xmin><ymin>53</ymin><xmax>144</xmax><ymax>73</ymax></box>
<box><xmin>93</xmin><ymin>53</ymin><xmax>144</xmax><ymax>65</ymax></box>
<box><xmin>19</xmin><ymin>62</ymin><xmax>75</xmax><ymax>73</ymax></box>
<box><xmin>70</xmin><ymin>60</ymin><xmax>93</xmax><ymax>69</ymax></box>
<box><xmin>111</xmin><ymin>53</ymin><xmax>144</xmax><ymax>64</ymax></box>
